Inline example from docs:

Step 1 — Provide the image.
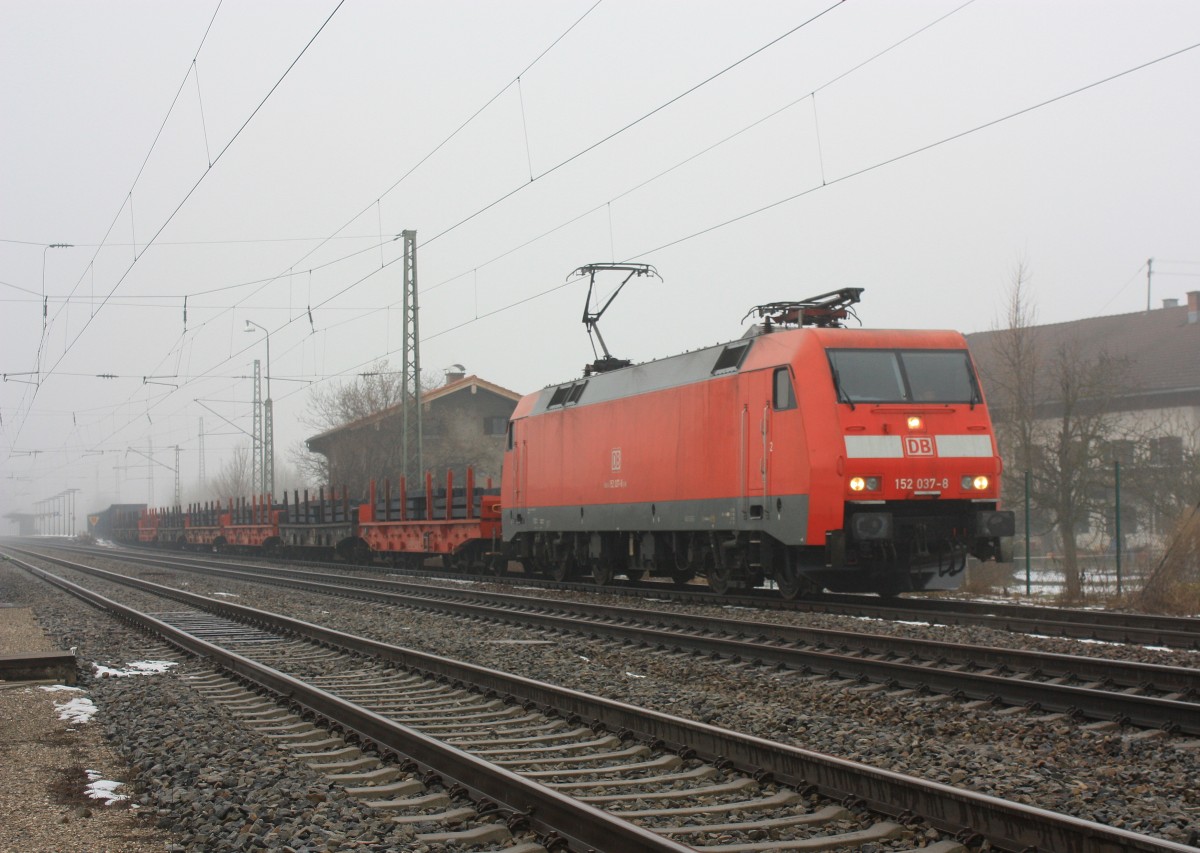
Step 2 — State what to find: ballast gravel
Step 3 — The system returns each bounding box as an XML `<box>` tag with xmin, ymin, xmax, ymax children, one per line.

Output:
<box><xmin>6</xmin><ymin>550</ymin><xmax>1200</xmax><ymax>850</ymax></box>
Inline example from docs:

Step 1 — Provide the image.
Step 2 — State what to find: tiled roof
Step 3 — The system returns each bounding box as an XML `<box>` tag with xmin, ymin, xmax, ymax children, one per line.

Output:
<box><xmin>306</xmin><ymin>375</ymin><xmax>522</xmax><ymax>448</ymax></box>
<box><xmin>966</xmin><ymin>300</ymin><xmax>1200</xmax><ymax>405</ymax></box>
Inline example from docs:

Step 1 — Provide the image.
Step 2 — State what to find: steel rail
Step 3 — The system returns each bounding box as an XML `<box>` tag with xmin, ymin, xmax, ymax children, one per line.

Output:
<box><xmin>27</xmin><ymin>545</ymin><xmax>1197</xmax><ymax>734</ymax></box>
<box><xmin>49</xmin><ymin>537</ymin><xmax>1200</xmax><ymax>648</ymax></box>
<box><xmin>8</xmin><ymin>554</ymin><xmax>691</xmax><ymax>853</ymax></box>
<box><xmin>10</xmin><ymin>548</ymin><xmax>1197</xmax><ymax>853</ymax></box>
<box><xmin>31</xmin><ymin>544</ymin><xmax>1200</xmax><ymax>694</ymax></box>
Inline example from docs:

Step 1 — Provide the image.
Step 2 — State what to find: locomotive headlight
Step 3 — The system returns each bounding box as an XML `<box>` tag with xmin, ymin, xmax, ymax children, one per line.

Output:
<box><xmin>907</xmin><ymin>416</ymin><xmax>923</xmax><ymax>430</ymax></box>
<box><xmin>973</xmin><ymin>475</ymin><xmax>990</xmax><ymax>491</ymax></box>
<box><xmin>865</xmin><ymin>476</ymin><xmax>881</xmax><ymax>491</ymax></box>
<box><xmin>850</xmin><ymin>477</ymin><xmax>866</xmax><ymax>492</ymax></box>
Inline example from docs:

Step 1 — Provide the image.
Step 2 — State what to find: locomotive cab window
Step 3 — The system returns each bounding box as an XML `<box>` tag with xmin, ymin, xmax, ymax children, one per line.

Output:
<box><xmin>828</xmin><ymin>349</ymin><xmax>980</xmax><ymax>404</ymax></box>
<box><xmin>773</xmin><ymin>367</ymin><xmax>796</xmax><ymax>410</ymax></box>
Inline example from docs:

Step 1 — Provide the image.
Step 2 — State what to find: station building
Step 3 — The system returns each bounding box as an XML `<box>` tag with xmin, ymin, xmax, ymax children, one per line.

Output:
<box><xmin>305</xmin><ymin>369</ymin><xmax>521</xmax><ymax>496</ymax></box>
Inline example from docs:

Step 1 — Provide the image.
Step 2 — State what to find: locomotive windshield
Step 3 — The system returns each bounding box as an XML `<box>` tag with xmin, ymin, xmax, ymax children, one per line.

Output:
<box><xmin>827</xmin><ymin>348</ymin><xmax>980</xmax><ymax>404</ymax></box>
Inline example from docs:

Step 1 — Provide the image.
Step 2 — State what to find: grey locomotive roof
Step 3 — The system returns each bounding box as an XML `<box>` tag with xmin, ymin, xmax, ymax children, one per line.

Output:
<box><xmin>531</xmin><ymin>336</ymin><xmax>756</xmax><ymax>415</ymax></box>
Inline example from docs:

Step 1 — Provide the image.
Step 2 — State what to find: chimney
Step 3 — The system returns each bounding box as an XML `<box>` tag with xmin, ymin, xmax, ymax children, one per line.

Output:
<box><xmin>444</xmin><ymin>364</ymin><xmax>466</xmax><ymax>384</ymax></box>
<box><xmin>1163</xmin><ymin>298</ymin><xmax>1179</xmax><ymax>309</ymax></box>
<box><xmin>1190</xmin><ymin>292</ymin><xmax>1200</xmax><ymax>325</ymax></box>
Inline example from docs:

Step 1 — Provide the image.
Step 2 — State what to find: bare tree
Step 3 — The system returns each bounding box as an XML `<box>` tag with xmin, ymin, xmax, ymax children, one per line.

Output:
<box><xmin>1033</xmin><ymin>339</ymin><xmax>1127</xmax><ymax>598</ymax></box>
<box><xmin>979</xmin><ymin>266</ymin><xmax>1131</xmax><ymax>600</ymax></box>
<box><xmin>289</xmin><ymin>360</ymin><xmax>442</xmax><ymax>494</ymax></box>
<box><xmin>210</xmin><ymin>445</ymin><xmax>253</xmax><ymax>501</ymax></box>
<box><xmin>986</xmin><ymin>263</ymin><xmax>1039</xmax><ymax>480</ymax></box>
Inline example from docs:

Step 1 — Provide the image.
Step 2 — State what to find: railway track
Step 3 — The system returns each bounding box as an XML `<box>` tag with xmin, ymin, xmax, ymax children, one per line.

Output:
<box><xmin>9</xmin><ymin>547</ymin><xmax>1196</xmax><ymax>853</ymax></box>
<box><xmin>18</xmin><ymin>544</ymin><xmax>1200</xmax><ymax>737</ymax></box>
<box><xmin>66</xmin><ymin>537</ymin><xmax>1200</xmax><ymax>649</ymax></box>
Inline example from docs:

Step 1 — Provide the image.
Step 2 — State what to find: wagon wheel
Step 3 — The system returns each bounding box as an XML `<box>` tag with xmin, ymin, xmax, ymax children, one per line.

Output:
<box><xmin>624</xmin><ymin>568</ymin><xmax>645</xmax><ymax>583</ymax></box>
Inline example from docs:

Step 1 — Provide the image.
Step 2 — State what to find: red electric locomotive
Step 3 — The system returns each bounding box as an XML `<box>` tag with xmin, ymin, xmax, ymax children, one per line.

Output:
<box><xmin>501</xmin><ymin>275</ymin><xmax>1014</xmax><ymax>596</ymax></box>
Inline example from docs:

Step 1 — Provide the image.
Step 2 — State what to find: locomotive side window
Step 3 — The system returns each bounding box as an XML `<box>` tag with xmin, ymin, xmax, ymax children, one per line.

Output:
<box><xmin>547</xmin><ymin>380</ymin><xmax>588</xmax><ymax>408</ymax></box>
<box><xmin>506</xmin><ymin>420</ymin><xmax>514</xmax><ymax>450</ymax></box>
<box><xmin>828</xmin><ymin>349</ymin><xmax>980</xmax><ymax>404</ymax></box>
<box><xmin>773</xmin><ymin>367</ymin><xmax>796</xmax><ymax>410</ymax></box>
<box><xmin>548</xmin><ymin>386</ymin><xmax>571</xmax><ymax>407</ymax></box>
<box><xmin>712</xmin><ymin>341</ymin><xmax>751</xmax><ymax>374</ymax></box>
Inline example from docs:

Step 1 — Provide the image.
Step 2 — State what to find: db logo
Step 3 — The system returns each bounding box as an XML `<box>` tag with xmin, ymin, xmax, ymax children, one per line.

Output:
<box><xmin>611</xmin><ymin>448</ymin><xmax>622</xmax><ymax>471</ymax></box>
<box><xmin>904</xmin><ymin>436</ymin><xmax>934</xmax><ymax>457</ymax></box>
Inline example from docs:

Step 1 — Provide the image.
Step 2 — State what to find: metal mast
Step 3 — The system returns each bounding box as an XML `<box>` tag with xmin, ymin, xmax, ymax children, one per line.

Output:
<box><xmin>174</xmin><ymin>445</ymin><xmax>181</xmax><ymax>507</ymax></box>
<box><xmin>147</xmin><ymin>435</ymin><xmax>155</xmax><ymax>506</ymax></box>
<box><xmin>264</xmin><ymin>390</ymin><xmax>274</xmax><ymax>499</ymax></box>
<box><xmin>401</xmin><ymin>230</ymin><xmax>423</xmax><ymax>482</ymax></box>
<box><xmin>198</xmin><ymin>417</ymin><xmax>206</xmax><ymax>490</ymax></box>
<box><xmin>251</xmin><ymin>358</ymin><xmax>262</xmax><ymax>496</ymax></box>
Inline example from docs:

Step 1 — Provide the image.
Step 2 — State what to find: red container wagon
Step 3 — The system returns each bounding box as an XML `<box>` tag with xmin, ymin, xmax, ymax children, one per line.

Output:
<box><xmin>356</xmin><ymin>469</ymin><xmax>502</xmax><ymax>570</ymax></box>
<box><xmin>501</xmin><ymin>291</ymin><xmax>1014</xmax><ymax>597</ymax></box>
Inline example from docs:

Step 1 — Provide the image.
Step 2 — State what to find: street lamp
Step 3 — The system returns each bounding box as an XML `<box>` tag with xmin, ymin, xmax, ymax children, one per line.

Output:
<box><xmin>244</xmin><ymin>320</ymin><xmax>273</xmax><ymax>497</ymax></box>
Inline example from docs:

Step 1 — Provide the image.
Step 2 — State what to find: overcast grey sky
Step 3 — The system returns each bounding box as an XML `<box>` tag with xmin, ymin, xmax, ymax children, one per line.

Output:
<box><xmin>3</xmin><ymin>1</ymin><xmax>1198</xmax><ymax>531</ymax></box>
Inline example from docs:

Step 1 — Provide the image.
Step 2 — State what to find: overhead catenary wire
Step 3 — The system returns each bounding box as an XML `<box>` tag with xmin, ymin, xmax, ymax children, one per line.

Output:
<box><xmin>0</xmin><ymin>1</ymin><xmax>1007</xmax><ymax>464</ymax></box>
<box><xmin>8</xmin><ymin>0</ymin><xmax>347</xmax><ymax>457</ymax></box>
<box><xmin>10</xmin><ymin>10</ymin><xmax>1196</xmax><ymax>488</ymax></box>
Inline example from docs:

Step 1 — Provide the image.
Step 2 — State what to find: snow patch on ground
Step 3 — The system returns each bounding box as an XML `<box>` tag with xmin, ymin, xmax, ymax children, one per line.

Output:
<box><xmin>54</xmin><ymin>696</ymin><xmax>98</xmax><ymax>724</ymax></box>
<box><xmin>93</xmin><ymin>660</ymin><xmax>178</xmax><ymax>677</ymax></box>
<box><xmin>85</xmin><ymin>770</ymin><xmax>129</xmax><ymax>805</ymax></box>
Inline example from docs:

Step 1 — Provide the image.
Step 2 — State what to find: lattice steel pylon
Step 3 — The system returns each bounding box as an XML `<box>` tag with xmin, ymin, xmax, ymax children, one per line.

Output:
<box><xmin>264</xmin><ymin>397</ymin><xmax>274</xmax><ymax>499</ymax></box>
<box><xmin>198</xmin><ymin>417</ymin><xmax>206</xmax><ymax>490</ymax></box>
<box><xmin>400</xmin><ymin>230</ymin><xmax>423</xmax><ymax>483</ymax></box>
<box><xmin>251</xmin><ymin>358</ymin><xmax>262</xmax><ymax>497</ymax></box>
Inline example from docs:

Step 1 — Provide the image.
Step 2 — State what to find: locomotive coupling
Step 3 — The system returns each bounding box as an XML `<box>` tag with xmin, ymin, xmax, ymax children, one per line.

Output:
<box><xmin>850</xmin><ymin>512</ymin><xmax>893</xmax><ymax>541</ymax></box>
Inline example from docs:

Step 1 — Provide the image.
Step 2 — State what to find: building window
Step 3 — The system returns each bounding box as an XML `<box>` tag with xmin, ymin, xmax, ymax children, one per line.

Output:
<box><xmin>484</xmin><ymin>416</ymin><xmax>508</xmax><ymax>436</ymax></box>
<box><xmin>1149</xmin><ymin>436</ymin><xmax>1183</xmax><ymax>468</ymax></box>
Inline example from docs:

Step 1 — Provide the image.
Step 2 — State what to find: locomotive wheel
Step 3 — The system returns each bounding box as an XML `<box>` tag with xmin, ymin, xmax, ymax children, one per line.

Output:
<box><xmin>550</xmin><ymin>558</ymin><xmax>577</xmax><ymax>583</ymax></box>
<box><xmin>703</xmin><ymin>544</ymin><xmax>735</xmax><ymax>595</ymax></box>
<box><xmin>591</xmin><ymin>559</ymin><xmax>614</xmax><ymax>586</ymax></box>
<box><xmin>671</xmin><ymin>569</ymin><xmax>696</xmax><ymax>588</ymax></box>
<box><xmin>776</xmin><ymin>552</ymin><xmax>806</xmax><ymax>600</ymax></box>
<box><xmin>706</xmin><ymin>562</ymin><xmax>733</xmax><ymax>595</ymax></box>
